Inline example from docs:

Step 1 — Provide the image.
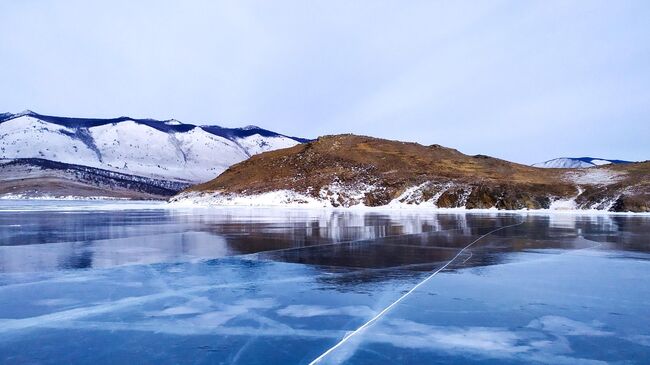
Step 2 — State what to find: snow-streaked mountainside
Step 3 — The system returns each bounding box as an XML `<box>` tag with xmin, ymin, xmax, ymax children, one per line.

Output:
<box><xmin>532</xmin><ymin>157</ymin><xmax>633</xmax><ymax>169</ymax></box>
<box><xmin>0</xmin><ymin>111</ymin><xmax>309</xmax><ymax>183</ymax></box>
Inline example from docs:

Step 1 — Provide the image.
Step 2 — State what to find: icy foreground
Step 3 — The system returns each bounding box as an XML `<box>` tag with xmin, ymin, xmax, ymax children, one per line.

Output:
<box><xmin>0</xmin><ymin>201</ymin><xmax>649</xmax><ymax>364</ymax></box>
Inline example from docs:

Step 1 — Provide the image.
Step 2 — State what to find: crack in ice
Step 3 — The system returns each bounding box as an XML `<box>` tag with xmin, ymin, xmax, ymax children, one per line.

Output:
<box><xmin>309</xmin><ymin>220</ymin><xmax>526</xmax><ymax>364</ymax></box>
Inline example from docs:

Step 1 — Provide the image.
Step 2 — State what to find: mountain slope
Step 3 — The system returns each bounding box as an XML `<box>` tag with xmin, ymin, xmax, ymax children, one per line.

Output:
<box><xmin>0</xmin><ymin>111</ymin><xmax>308</xmax><ymax>183</ymax></box>
<box><xmin>0</xmin><ymin>158</ymin><xmax>190</xmax><ymax>199</ymax></box>
<box><xmin>532</xmin><ymin>157</ymin><xmax>633</xmax><ymax>168</ymax></box>
<box><xmin>172</xmin><ymin>134</ymin><xmax>650</xmax><ymax>212</ymax></box>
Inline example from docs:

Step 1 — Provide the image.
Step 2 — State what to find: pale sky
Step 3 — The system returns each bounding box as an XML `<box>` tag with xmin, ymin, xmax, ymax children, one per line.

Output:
<box><xmin>1</xmin><ymin>0</ymin><xmax>648</xmax><ymax>164</ymax></box>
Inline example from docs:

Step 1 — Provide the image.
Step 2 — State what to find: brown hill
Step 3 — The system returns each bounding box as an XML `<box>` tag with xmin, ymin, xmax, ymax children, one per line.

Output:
<box><xmin>176</xmin><ymin>134</ymin><xmax>649</xmax><ymax>212</ymax></box>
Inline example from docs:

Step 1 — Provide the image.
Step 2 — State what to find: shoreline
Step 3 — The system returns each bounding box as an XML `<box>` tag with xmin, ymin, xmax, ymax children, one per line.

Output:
<box><xmin>168</xmin><ymin>202</ymin><xmax>650</xmax><ymax>216</ymax></box>
<box><xmin>4</xmin><ymin>197</ymin><xmax>647</xmax><ymax>215</ymax></box>
<box><xmin>167</xmin><ymin>190</ymin><xmax>650</xmax><ymax>215</ymax></box>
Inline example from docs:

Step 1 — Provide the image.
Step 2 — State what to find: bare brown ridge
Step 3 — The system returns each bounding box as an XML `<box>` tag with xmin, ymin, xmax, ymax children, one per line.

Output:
<box><xmin>180</xmin><ymin>134</ymin><xmax>649</xmax><ymax>212</ymax></box>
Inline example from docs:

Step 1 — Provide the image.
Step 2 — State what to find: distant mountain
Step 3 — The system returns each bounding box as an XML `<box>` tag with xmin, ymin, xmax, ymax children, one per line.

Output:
<box><xmin>0</xmin><ymin>111</ymin><xmax>309</xmax><ymax>185</ymax></box>
<box><xmin>172</xmin><ymin>134</ymin><xmax>650</xmax><ymax>212</ymax></box>
<box><xmin>532</xmin><ymin>157</ymin><xmax>633</xmax><ymax>168</ymax></box>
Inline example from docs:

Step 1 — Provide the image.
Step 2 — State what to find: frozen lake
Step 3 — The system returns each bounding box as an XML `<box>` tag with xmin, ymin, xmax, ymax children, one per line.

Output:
<box><xmin>0</xmin><ymin>200</ymin><xmax>649</xmax><ymax>364</ymax></box>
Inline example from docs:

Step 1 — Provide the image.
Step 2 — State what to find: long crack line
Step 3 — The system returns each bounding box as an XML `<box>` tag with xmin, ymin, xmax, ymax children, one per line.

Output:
<box><xmin>309</xmin><ymin>219</ymin><xmax>525</xmax><ymax>364</ymax></box>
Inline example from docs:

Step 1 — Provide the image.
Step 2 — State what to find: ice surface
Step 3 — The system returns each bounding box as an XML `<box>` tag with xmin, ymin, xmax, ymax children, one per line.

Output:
<box><xmin>0</xmin><ymin>201</ymin><xmax>649</xmax><ymax>364</ymax></box>
<box><xmin>316</xmin><ymin>249</ymin><xmax>650</xmax><ymax>364</ymax></box>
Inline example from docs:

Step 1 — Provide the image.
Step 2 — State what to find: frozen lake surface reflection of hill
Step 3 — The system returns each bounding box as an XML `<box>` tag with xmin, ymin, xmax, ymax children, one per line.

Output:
<box><xmin>0</xmin><ymin>200</ymin><xmax>649</xmax><ymax>364</ymax></box>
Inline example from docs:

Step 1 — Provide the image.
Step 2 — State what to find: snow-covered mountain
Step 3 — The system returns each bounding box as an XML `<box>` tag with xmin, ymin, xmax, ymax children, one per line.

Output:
<box><xmin>532</xmin><ymin>157</ymin><xmax>633</xmax><ymax>169</ymax></box>
<box><xmin>0</xmin><ymin>111</ymin><xmax>309</xmax><ymax>183</ymax></box>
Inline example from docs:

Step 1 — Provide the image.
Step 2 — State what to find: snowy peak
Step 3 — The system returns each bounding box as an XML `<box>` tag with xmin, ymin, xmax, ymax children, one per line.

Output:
<box><xmin>532</xmin><ymin>157</ymin><xmax>633</xmax><ymax>168</ymax></box>
<box><xmin>0</xmin><ymin>111</ymin><xmax>309</xmax><ymax>183</ymax></box>
<box><xmin>200</xmin><ymin>125</ymin><xmax>311</xmax><ymax>143</ymax></box>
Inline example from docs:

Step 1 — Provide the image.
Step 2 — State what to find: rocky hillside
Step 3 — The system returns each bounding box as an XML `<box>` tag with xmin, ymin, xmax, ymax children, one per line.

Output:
<box><xmin>171</xmin><ymin>134</ymin><xmax>650</xmax><ymax>212</ymax></box>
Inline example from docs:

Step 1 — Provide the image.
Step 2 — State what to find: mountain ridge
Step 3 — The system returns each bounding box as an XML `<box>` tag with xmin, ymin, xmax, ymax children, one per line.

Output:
<box><xmin>0</xmin><ymin>110</ymin><xmax>311</xmax><ymax>143</ymax></box>
<box><xmin>0</xmin><ymin>111</ymin><xmax>310</xmax><ymax>185</ymax></box>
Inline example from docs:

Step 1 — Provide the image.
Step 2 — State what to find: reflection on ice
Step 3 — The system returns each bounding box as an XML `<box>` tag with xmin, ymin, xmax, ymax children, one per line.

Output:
<box><xmin>0</xmin><ymin>201</ymin><xmax>649</xmax><ymax>364</ymax></box>
<box><xmin>527</xmin><ymin>315</ymin><xmax>612</xmax><ymax>336</ymax></box>
<box><xmin>327</xmin><ymin>316</ymin><xmax>616</xmax><ymax>364</ymax></box>
<box><xmin>277</xmin><ymin>305</ymin><xmax>375</xmax><ymax>318</ymax></box>
<box><xmin>317</xmin><ymin>246</ymin><xmax>650</xmax><ymax>364</ymax></box>
<box><xmin>0</xmin><ymin>232</ymin><xmax>230</xmax><ymax>272</ymax></box>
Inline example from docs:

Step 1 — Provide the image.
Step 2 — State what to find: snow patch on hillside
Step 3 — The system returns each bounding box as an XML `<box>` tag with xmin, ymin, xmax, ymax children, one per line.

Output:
<box><xmin>565</xmin><ymin>169</ymin><xmax>624</xmax><ymax>185</ymax></box>
<box><xmin>591</xmin><ymin>159</ymin><xmax>613</xmax><ymax>166</ymax></box>
<box><xmin>549</xmin><ymin>197</ymin><xmax>578</xmax><ymax>210</ymax></box>
<box><xmin>171</xmin><ymin>181</ymin><xmax>386</xmax><ymax>209</ymax></box>
<box><xmin>387</xmin><ymin>182</ymin><xmax>456</xmax><ymax>208</ymax></box>
<box><xmin>169</xmin><ymin>188</ymin><xmax>640</xmax><ymax>213</ymax></box>
<box><xmin>235</xmin><ymin>134</ymin><xmax>299</xmax><ymax>156</ymax></box>
<box><xmin>170</xmin><ymin>178</ymin><xmax>638</xmax><ymax>213</ymax></box>
<box><xmin>318</xmin><ymin>180</ymin><xmax>379</xmax><ymax>207</ymax></box>
<box><xmin>170</xmin><ymin>191</ymin><xmax>331</xmax><ymax>208</ymax></box>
